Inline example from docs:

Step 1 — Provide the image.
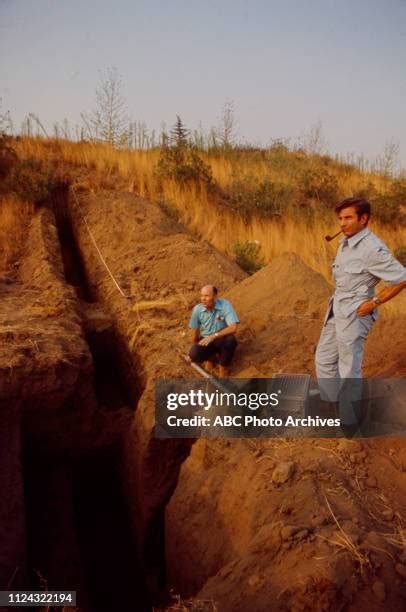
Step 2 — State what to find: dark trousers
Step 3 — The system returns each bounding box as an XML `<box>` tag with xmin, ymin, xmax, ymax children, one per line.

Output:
<box><xmin>189</xmin><ymin>335</ymin><xmax>237</xmax><ymax>367</ymax></box>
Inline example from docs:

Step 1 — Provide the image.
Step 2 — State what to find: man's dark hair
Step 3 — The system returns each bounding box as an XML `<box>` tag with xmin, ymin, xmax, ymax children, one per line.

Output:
<box><xmin>335</xmin><ymin>197</ymin><xmax>371</xmax><ymax>221</ymax></box>
<box><xmin>212</xmin><ymin>286</ymin><xmax>218</xmax><ymax>295</ymax></box>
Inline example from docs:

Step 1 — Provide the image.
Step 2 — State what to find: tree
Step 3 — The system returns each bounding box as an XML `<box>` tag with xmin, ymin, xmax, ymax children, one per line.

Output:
<box><xmin>377</xmin><ymin>139</ymin><xmax>400</xmax><ymax>176</ymax></box>
<box><xmin>169</xmin><ymin>115</ymin><xmax>190</xmax><ymax>147</ymax></box>
<box><xmin>0</xmin><ymin>98</ymin><xmax>13</xmax><ymax>136</ymax></box>
<box><xmin>217</xmin><ymin>99</ymin><xmax>238</xmax><ymax>148</ymax></box>
<box><xmin>82</xmin><ymin>67</ymin><xmax>128</xmax><ymax>146</ymax></box>
<box><xmin>298</xmin><ymin>119</ymin><xmax>328</xmax><ymax>155</ymax></box>
<box><xmin>156</xmin><ymin>115</ymin><xmax>212</xmax><ymax>185</ymax></box>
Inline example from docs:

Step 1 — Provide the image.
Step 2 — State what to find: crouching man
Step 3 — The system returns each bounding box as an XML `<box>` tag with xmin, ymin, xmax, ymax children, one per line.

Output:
<box><xmin>189</xmin><ymin>285</ymin><xmax>239</xmax><ymax>377</ymax></box>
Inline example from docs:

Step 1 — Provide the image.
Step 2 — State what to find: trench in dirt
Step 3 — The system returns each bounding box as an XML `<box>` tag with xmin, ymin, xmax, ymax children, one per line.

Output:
<box><xmin>22</xmin><ymin>186</ymin><xmax>157</xmax><ymax>611</ymax></box>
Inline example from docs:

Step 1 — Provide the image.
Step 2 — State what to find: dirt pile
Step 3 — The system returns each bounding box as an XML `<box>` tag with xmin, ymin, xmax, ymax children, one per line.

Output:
<box><xmin>227</xmin><ymin>251</ymin><xmax>332</xmax><ymax>320</ymax></box>
<box><xmin>224</xmin><ymin>253</ymin><xmax>332</xmax><ymax>376</ymax></box>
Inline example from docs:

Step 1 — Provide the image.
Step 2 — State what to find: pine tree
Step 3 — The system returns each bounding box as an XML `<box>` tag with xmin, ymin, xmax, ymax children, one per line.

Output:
<box><xmin>169</xmin><ymin>115</ymin><xmax>190</xmax><ymax>148</ymax></box>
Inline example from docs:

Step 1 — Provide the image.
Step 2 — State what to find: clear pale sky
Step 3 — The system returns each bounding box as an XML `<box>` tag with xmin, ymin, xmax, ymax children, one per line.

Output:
<box><xmin>1</xmin><ymin>0</ymin><xmax>405</xmax><ymax>167</ymax></box>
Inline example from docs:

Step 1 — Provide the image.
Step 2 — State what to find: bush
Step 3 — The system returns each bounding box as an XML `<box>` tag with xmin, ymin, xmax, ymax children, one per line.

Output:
<box><xmin>232</xmin><ymin>240</ymin><xmax>265</xmax><ymax>275</ymax></box>
<box><xmin>298</xmin><ymin>168</ymin><xmax>339</xmax><ymax>207</ymax></box>
<box><xmin>156</xmin><ymin>143</ymin><xmax>213</xmax><ymax>186</ymax></box>
<box><xmin>9</xmin><ymin>158</ymin><xmax>56</xmax><ymax>204</ymax></box>
<box><xmin>369</xmin><ymin>180</ymin><xmax>406</xmax><ymax>225</ymax></box>
<box><xmin>228</xmin><ymin>174</ymin><xmax>290</xmax><ymax>219</ymax></box>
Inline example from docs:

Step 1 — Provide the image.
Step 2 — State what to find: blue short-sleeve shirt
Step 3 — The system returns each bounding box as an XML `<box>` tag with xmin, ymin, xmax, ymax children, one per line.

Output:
<box><xmin>332</xmin><ymin>228</ymin><xmax>406</xmax><ymax>319</ymax></box>
<box><xmin>189</xmin><ymin>298</ymin><xmax>240</xmax><ymax>337</ymax></box>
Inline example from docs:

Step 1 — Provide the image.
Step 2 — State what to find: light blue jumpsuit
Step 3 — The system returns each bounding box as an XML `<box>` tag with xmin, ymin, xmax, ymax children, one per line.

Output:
<box><xmin>316</xmin><ymin>228</ymin><xmax>406</xmax><ymax>413</ymax></box>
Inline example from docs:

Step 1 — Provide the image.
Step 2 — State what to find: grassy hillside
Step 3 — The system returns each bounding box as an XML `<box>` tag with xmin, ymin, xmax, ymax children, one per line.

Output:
<box><xmin>1</xmin><ymin>136</ymin><xmax>405</xmax><ymax>286</ymax></box>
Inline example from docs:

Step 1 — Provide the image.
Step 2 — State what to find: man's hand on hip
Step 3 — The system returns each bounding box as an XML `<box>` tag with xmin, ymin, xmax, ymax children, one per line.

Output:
<box><xmin>357</xmin><ymin>300</ymin><xmax>375</xmax><ymax>317</ymax></box>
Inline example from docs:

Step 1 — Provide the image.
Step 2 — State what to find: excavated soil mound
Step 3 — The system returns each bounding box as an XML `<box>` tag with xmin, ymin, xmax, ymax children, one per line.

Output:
<box><xmin>225</xmin><ymin>252</ymin><xmax>332</xmax><ymax>376</ymax></box>
<box><xmin>227</xmin><ymin>251</ymin><xmax>332</xmax><ymax>320</ymax></box>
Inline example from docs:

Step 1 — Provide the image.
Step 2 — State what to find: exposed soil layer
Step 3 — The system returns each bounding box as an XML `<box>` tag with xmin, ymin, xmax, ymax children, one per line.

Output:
<box><xmin>1</xmin><ymin>184</ymin><xmax>405</xmax><ymax>611</ymax></box>
<box><xmin>0</xmin><ymin>207</ymin><xmax>96</xmax><ymax>590</ymax></box>
<box><xmin>0</xmin><ymin>202</ymin><xmax>139</xmax><ymax>609</ymax></box>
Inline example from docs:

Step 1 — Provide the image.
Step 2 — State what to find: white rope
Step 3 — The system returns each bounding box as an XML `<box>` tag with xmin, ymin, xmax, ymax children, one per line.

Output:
<box><xmin>71</xmin><ymin>188</ymin><xmax>130</xmax><ymax>299</ymax></box>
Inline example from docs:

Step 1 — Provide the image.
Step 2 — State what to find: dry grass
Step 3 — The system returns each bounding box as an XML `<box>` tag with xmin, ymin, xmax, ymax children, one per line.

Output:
<box><xmin>153</xmin><ymin>594</ymin><xmax>218</xmax><ymax>612</ymax></box>
<box><xmin>11</xmin><ymin>138</ymin><xmax>406</xmax><ymax>314</ymax></box>
<box><xmin>128</xmin><ymin>317</ymin><xmax>169</xmax><ymax>351</ymax></box>
<box><xmin>132</xmin><ymin>298</ymin><xmax>178</xmax><ymax>312</ymax></box>
<box><xmin>317</xmin><ymin>494</ymin><xmax>371</xmax><ymax>573</ymax></box>
<box><xmin>15</xmin><ymin>137</ymin><xmax>160</xmax><ymax>198</ymax></box>
<box><xmin>381</xmin><ymin>526</ymin><xmax>406</xmax><ymax>551</ymax></box>
<box><xmin>0</xmin><ymin>195</ymin><xmax>33</xmax><ymax>274</ymax></box>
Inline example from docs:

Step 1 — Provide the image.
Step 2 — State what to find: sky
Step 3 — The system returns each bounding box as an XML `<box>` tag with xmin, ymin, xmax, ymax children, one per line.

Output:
<box><xmin>1</xmin><ymin>0</ymin><xmax>406</xmax><ymax>168</ymax></box>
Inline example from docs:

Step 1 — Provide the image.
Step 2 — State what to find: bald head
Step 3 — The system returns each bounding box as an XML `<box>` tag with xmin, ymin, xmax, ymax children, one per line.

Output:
<box><xmin>201</xmin><ymin>285</ymin><xmax>218</xmax><ymax>296</ymax></box>
<box><xmin>200</xmin><ymin>285</ymin><xmax>218</xmax><ymax>310</ymax></box>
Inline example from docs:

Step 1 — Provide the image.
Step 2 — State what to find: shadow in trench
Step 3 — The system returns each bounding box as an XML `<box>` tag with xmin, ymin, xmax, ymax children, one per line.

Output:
<box><xmin>51</xmin><ymin>183</ymin><xmax>142</xmax><ymax>408</ymax></box>
<box><xmin>24</xmin><ymin>445</ymin><xmax>151</xmax><ymax>612</ymax></box>
<box><xmin>51</xmin><ymin>183</ymin><xmax>95</xmax><ymax>303</ymax></box>
<box><xmin>86</xmin><ymin>328</ymin><xmax>135</xmax><ymax>411</ymax></box>
<box><xmin>72</xmin><ymin>443</ymin><xmax>151</xmax><ymax>612</ymax></box>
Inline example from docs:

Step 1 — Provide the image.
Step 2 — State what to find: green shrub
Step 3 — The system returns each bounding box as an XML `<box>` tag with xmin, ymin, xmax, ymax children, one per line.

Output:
<box><xmin>298</xmin><ymin>168</ymin><xmax>339</xmax><ymax>207</ymax></box>
<box><xmin>9</xmin><ymin>158</ymin><xmax>56</xmax><ymax>204</ymax></box>
<box><xmin>232</xmin><ymin>240</ymin><xmax>265</xmax><ymax>275</ymax></box>
<box><xmin>227</xmin><ymin>174</ymin><xmax>290</xmax><ymax>219</ymax></box>
<box><xmin>369</xmin><ymin>180</ymin><xmax>406</xmax><ymax>225</ymax></box>
<box><xmin>156</xmin><ymin>143</ymin><xmax>213</xmax><ymax>186</ymax></box>
<box><xmin>265</xmin><ymin>140</ymin><xmax>291</xmax><ymax>169</ymax></box>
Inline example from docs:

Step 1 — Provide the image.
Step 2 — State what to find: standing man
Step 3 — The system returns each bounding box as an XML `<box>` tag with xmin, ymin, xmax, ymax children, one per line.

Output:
<box><xmin>316</xmin><ymin>196</ymin><xmax>406</xmax><ymax>388</ymax></box>
<box><xmin>189</xmin><ymin>285</ymin><xmax>239</xmax><ymax>377</ymax></box>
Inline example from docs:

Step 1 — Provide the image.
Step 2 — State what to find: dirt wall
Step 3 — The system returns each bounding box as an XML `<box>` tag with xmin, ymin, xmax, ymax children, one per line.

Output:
<box><xmin>67</xmin><ymin>189</ymin><xmax>246</xmax><ymax>590</ymax></box>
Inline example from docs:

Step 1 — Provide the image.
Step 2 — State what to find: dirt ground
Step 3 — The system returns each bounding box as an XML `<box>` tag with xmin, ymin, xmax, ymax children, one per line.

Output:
<box><xmin>1</xmin><ymin>185</ymin><xmax>405</xmax><ymax>611</ymax></box>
